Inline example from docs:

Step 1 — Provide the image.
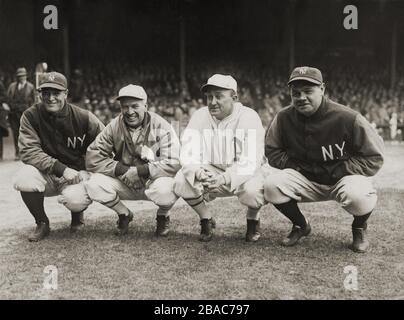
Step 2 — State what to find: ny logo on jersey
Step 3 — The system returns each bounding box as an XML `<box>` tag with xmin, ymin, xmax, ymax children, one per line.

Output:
<box><xmin>321</xmin><ymin>141</ymin><xmax>346</xmax><ymax>161</ymax></box>
<box><xmin>67</xmin><ymin>134</ymin><xmax>86</xmax><ymax>149</ymax></box>
<box><xmin>297</xmin><ymin>67</ymin><xmax>309</xmax><ymax>74</ymax></box>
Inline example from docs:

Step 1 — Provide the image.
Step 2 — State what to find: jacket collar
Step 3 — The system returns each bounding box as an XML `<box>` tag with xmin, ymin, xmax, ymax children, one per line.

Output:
<box><xmin>295</xmin><ymin>96</ymin><xmax>328</xmax><ymax>121</ymax></box>
<box><xmin>120</xmin><ymin>111</ymin><xmax>151</xmax><ymax>156</ymax></box>
<box><xmin>39</xmin><ymin>101</ymin><xmax>69</xmax><ymax>119</ymax></box>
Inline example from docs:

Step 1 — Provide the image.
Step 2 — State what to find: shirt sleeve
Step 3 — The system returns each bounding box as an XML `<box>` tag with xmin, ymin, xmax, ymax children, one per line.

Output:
<box><xmin>19</xmin><ymin>112</ymin><xmax>66</xmax><ymax>176</ymax></box>
<box><xmin>85</xmin><ymin>121</ymin><xmax>122</xmax><ymax>177</ymax></box>
<box><xmin>338</xmin><ymin>114</ymin><xmax>385</xmax><ymax>177</ymax></box>
<box><xmin>264</xmin><ymin>114</ymin><xmax>298</xmax><ymax>170</ymax></box>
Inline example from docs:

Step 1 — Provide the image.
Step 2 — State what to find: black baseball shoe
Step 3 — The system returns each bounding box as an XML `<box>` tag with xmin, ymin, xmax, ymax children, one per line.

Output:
<box><xmin>115</xmin><ymin>212</ymin><xmax>134</xmax><ymax>236</ymax></box>
<box><xmin>70</xmin><ymin>211</ymin><xmax>85</xmax><ymax>233</ymax></box>
<box><xmin>351</xmin><ymin>227</ymin><xmax>369</xmax><ymax>253</ymax></box>
<box><xmin>245</xmin><ymin>219</ymin><xmax>261</xmax><ymax>242</ymax></box>
<box><xmin>281</xmin><ymin>220</ymin><xmax>311</xmax><ymax>246</ymax></box>
<box><xmin>155</xmin><ymin>216</ymin><xmax>170</xmax><ymax>237</ymax></box>
<box><xmin>28</xmin><ymin>222</ymin><xmax>50</xmax><ymax>242</ymax></box>
<box><xmin>199</xmin><ymin>218</ymin><xmax>216</xmax><ymax>242</ymax></box>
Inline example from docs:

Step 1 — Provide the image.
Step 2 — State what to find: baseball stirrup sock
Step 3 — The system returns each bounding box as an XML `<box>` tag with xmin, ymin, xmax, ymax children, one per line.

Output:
<box><xmin>157</xmin><ymin>205</ymin><xmax>172</xmax><ymax>216</ymax></box>
<box><xmin>71</xmin><ymin>211</ymin><xmax>84</xmax><ymax>225</ymax></box>
<box><xmin>274</xmin><ymin>200</ymin><xmax>307</xmax><ymax>227</ymax></box>
<box><xmin>352</xmin><ymin>212</ymin><xmax>371</xmax><ymax>229</ymax></box>
<box><xmin>247</xmin><ymin>207</ymin><xmax>260</xmax><ymax>221</ymax></box>
<box><xmin>21</xmin><ymin>191</ymin><xmax>49</xmax><ymax>225</ymax></box>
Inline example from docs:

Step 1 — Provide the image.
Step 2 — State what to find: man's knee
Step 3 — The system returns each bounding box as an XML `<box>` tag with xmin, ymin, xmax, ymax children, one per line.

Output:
<box><xmin>147</xmin><ymin>177</ymin><xmax>178</xmax><ymax>207</ymax></box>
<box><xmin>263</xmin><ymin>171</ymin><xmax>292</xmax><ymax>204</ymax></box>
<box><xmin>59</xmin><ymin>183</ymin><xmax>92</xmax><ymax>212</ymax></box>
<box><xmin>337</xmin><ymin>176</ymin><xmax>377</xmax><ymax>215</ymax></box>
<box><xmin>173</xmin><ymin>169</ymin><xmax>201</xmax><ymax>199</ymax></box>
<box><xmin>13</xmin><ymin>165</ymin><xmax>46</xmax><ymax>192</ymax></box>
<box><xmin>237</xmin><ymin>178</ymin><xmax>265</xmax><ymax>209</ymax></box>
<box><xmin>84</xmin><ymin>173</ymin><xmax>117</xmax><ymax>203</ymax></box>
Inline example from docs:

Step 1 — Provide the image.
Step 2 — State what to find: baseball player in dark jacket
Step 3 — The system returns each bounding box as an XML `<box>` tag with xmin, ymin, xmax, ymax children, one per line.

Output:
<box><xmin>264</xmin><ymin>66</ymin><xmax>384</xmax><ymax>253</ymax></box>
<box><xmin>13</xmin><ymin>72</ymin><xmax>104</xmax><ymax>242</ymax></box>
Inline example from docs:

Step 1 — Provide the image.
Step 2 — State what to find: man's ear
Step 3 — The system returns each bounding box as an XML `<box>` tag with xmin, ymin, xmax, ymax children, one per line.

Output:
<box><xmin>231</xmin><ymin>91</ymin><xmax>238</xmax><ymax>101</ymax></box>
<box><xmin>320</xmin><ymin>83</ymin><xmax>325</xmax><ymax>94</ymax></box>
<box><xmin>65</xmin><ymin>89</ymin><xmax>69</xmax><ymax>97</ymax></box>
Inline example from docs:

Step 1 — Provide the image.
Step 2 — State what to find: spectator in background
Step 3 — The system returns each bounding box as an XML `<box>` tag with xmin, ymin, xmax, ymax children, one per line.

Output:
<box><xmin>0</xmin><ymin>76</ymin><xmax>9</xmax><ymax>160</ymax></box>
<box><xmin>69</xmin><ymin>69</ymin><xmax>85</xmax><ymax>106</ymax></box>
<box><xmin>7</xmin><ymin>67</ymin><xmax>36</xmax><ymax>160</ymax></box>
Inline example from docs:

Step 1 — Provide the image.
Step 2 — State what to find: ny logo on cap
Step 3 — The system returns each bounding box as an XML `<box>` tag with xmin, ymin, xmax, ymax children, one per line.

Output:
<box><xmin>297</xmin><ymin>67</ymin><xmax>308</xmax><ymax>75</ymax></box>
<box><xmin>48</xmin><ymin>73</ymin><xmax>56</xmax><ymax>81</ymax></box>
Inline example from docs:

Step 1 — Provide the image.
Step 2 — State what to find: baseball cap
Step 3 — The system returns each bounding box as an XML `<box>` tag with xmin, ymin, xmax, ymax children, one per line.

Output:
<box><xmin>38</xmin><ymin>72</ymin><xmax>68</xmax><ymax>91</ymax></box>
<box><xmin>117</xmin><ymin>84</ymin><xmax>147</xmax><ymax>101</ymax></box>
<box><xmin>16</xmin><ymin>67</ymin><xmax>27</xmax><ymax>77</ymax></box>
<box><xmin>201</xmin><ymin>74</ymin><xmax>237</xmax><ymax>93</ymax></box>
<box><xmin>288</xmin><ymin>66</ymin><xmax>323</xmax><ymax>86</ymax></box>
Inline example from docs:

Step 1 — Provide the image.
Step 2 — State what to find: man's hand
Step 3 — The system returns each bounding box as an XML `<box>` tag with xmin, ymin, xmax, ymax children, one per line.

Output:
<box><xmin>63</xmin><ymin>167</ymin><xmax>81</xmax><ymax>184</ymax></box>
<box><xmin>195</xmin><ymin>168</ymin><xmax>214</xmax><ymax>182</ymax></box>
<box><xmin>140</xmin><ymin>145</ymin><xmax>155</xmax><ymax>162</ymax></box>
<box><xmin>120</xmin><ymin>166</ymin><xmax>140</xmax><ymax>188</ymax></box>
<box><xmin>203</xmin><ymin>173</ymin><xmax>226</xmax><ymax>191</ymax></box>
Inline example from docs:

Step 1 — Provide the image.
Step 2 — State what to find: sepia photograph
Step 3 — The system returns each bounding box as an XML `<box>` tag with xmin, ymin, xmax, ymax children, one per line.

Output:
<box><xmin>0</xmin><ymin>0</ymin><xmax>403</xmax><ymax>305</ymax></box>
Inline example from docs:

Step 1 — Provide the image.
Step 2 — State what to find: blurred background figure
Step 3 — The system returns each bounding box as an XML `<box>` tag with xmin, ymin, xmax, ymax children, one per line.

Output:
<box><xmin>69</xmin><ymin>68</ymin><xmax>85</xmax><ymax>107</ymax></box>
<box><xmin>6</xmin><ymin>67</ymin><xmax>35</xmax><ymax>160</ymax></box>
<box><xmin>0</xmin><ymin>75</ymin><xmax>10</xmax><ymax>161</ymax></box>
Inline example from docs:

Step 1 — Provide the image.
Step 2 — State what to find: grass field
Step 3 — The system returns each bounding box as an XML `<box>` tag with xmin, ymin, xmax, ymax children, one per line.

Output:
<box><xmin>0</xmin><ymin>140</ymin><xmax>403</xmax><ymax>300</ymax></box>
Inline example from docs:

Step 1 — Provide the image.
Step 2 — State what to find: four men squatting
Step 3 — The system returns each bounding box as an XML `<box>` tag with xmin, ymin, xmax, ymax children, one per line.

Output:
<box><xmin>12</xmin><ymin>67</ymin><xmax>385</xmax><ymax>253</ymax></box>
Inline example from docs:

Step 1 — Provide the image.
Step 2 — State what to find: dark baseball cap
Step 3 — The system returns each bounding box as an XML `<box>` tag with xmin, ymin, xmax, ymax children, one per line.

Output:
<box><xmin>38</xmin><ymin>72</ymin><xmax>68</xmax><ymax>91</ymax></box>
<box><xmin>288</xmin><ymin>66</ymin><xmax>323</xmax><ymax>86</ymax></box>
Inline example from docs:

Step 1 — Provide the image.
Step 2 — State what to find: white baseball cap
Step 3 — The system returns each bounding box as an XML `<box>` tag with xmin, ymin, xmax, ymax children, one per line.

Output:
<box><xmin>117</xmin><ymin>84</ymin><xmax>147</xmax><ymax>101</ymax></box>
<box><xmin>201</xmin><ymin>74</ymin><xmax>237</xmax><ymax>93</ymax></box>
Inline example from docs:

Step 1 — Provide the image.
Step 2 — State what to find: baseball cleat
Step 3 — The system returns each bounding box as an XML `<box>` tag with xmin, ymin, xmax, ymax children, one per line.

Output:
<box><xmin>115</xmin><ymin>212</ymin><xmax>134</xmax><ymax>236</ymax></box>
<box><xmin>281</xmin><ymin>221</ymin><xmax>311</xmax><ymax>246</ymax></box>
<box><xmin>351</xmin><ymin>227</ymin><xmax>369</xmax><ymax>253</ymax></box>
<box><xmin>28</xmin><ymin>222</ymin><xmax>50</xmax><ymax>242</ymax></box>
<box><xmin>199</xmin><ymin>218</ymin><xmax>216</xmax><ymax>242</ymax></box>
<box><xmin>245</xmin><ymin>219</ymin><xmax>261</xmax><ymax>242</ymax></box>
<box><xmin>155</xmin><ymin>215</ymin><xmax>170</xmax><ymax>237</ymax></box>
<box><xmin>70</xmin><ymin>211</ymin><xmax>85</xmax><ymax>233</ymax></box>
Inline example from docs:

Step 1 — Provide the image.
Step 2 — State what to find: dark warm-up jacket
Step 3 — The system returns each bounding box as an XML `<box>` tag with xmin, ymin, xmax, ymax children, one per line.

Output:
<box><xmin>19</xmin><ymin>102</ymin><xmax>104</xmax><ymax>176</ymax></box>
<box><xmin>265</xmin><ymin>97</ymin><xmax>385</xmax><ymax>185</ymax></box>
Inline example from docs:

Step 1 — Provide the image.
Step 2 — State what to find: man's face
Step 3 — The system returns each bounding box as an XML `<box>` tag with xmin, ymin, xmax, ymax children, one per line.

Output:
<box><xmin>290</xmin><ymin>81</ymin><xmax>324</xmax><ymax>117</ymax></box>
<box><xmin>205</xmin><ymin>88</ymin><xmax>236</xmax><ymax>120</ymax></box>
<box><xmin>17</xmin><ymin>75</ymin><xmax>27</xmax><ymax>84</ymax></box>
<box><xmin>120</xmin><ymin>97</ymin><xmax>147</xmax><ymax>127</ymax></box>
<box><xmin>40</xmin><ymin>88</ymin><xmax>68</xmax><ymax>113</ymax></box>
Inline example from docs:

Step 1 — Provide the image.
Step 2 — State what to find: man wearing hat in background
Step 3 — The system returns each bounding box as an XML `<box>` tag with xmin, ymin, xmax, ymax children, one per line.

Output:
<box><xmin>263</xmin><ymin>66</ymin><xmax>385</xmax><ymax>252</ymax></box>
<box><xmin>13</xmin><ymin>71</ymin><xmax>104</xmax><ymax>241</ymax></box>
<box><xmin>84</xmin><ymin>84</ymin><xmax>181</xmax><ymax>236</ymax></box>
<box><xmin>174</xmin><ymin>74</ymin><xmax>269</xmax><ymax>242</ymax></box>
<box><xmin>6</xmin><ymin>67</ymin><xmax>36</xmax><ymax>160</ymax></box>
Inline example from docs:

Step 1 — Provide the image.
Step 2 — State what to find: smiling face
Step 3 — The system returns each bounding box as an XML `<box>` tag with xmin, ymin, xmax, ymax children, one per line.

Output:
<box><xmin>290</xmin><ymin>80</ymin><xmax>325</xmax><ymax>117</ymax></box>
<box><xmin>205</xmin><ymin>87</ymin><xmax>236</xmax><ymax>120</ymax></box>
<box><xmin>119</xmin><ymin>97</ymin><xmax>147</xmax><ymax>127</ymax></box>
<box><xmin>40</xmin><ymin>88</ymin><xmax>68</xmax><ymax>113</ymax></box>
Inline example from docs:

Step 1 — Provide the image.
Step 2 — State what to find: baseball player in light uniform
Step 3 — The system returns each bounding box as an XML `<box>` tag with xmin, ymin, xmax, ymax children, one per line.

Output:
<box><xmin>84</xmin><ymin>85</ymin><xmax>181</xmax><ymax>236</ymax></box>
<box><xmin>174</xmin><ymin>74</ymin><xmax>269</xmax><ymax>242</ymax></box>
<box><xmin>264</xmin><ymin>66</ymin><xmax>384</xmax><ymax>252</ymax></box>
<box><xmin>13</xmin><ymin>72</ymin><xmax>105</xmax><ymax>242</ymax></box>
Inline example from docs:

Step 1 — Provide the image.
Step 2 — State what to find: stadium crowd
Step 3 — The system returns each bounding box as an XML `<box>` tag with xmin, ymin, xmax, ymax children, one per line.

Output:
<box><xmin>1</xmin><ymin>61</ymin><xmax>404</xmax><ymax>152</ymax></box>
